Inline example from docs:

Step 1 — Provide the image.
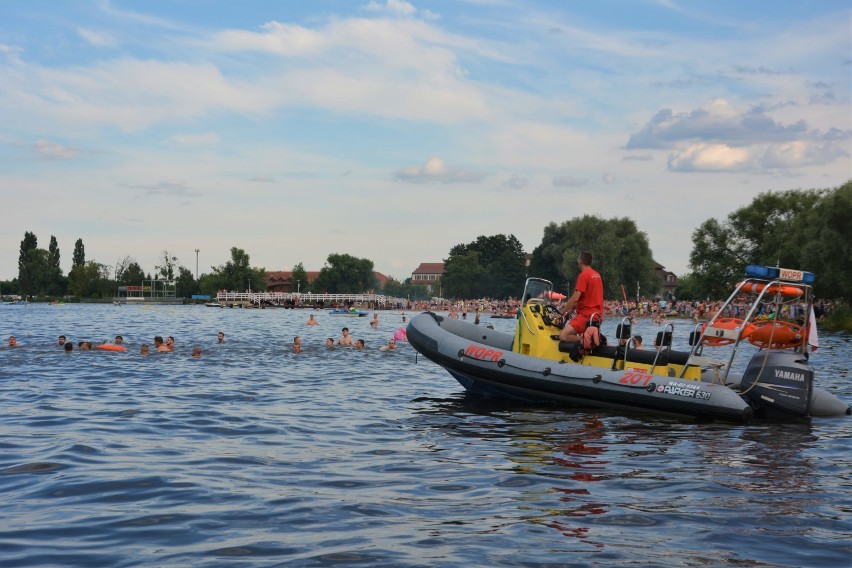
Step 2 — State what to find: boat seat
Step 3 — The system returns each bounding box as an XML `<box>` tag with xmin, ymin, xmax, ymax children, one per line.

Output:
<box><xmin>667</xmin><ymin>349</ymin><xmax>693</xmax><ymax>366</ymax></box>
<box><xmin>591</xmin><ymin>345</ymin><xmax>670</xmax><ymax>367</ymax></box>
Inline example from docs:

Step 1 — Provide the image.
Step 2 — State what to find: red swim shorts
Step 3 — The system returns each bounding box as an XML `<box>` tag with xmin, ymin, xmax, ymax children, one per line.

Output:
<box><xmin>567</xmin><ymin>313</ymin><xmax>593</xmax><ymax>335</ymax></box>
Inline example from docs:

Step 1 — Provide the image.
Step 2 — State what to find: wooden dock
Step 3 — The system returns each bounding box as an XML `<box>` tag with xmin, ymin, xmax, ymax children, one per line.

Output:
<box><xmin>215</xmin><ymin>291</ymin><xmax>408</xmax><ymax>308</ymax></box>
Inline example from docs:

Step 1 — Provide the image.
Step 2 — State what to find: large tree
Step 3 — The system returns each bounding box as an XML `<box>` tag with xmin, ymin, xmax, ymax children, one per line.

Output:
<box><xmin>442</xmin><ymin>251</ymin><xmax>485</xmax><ymax>299</ymax></box>
<box><xmin>797</xmin><ymin>182</ymin><xmax>852</xmax><ymax>301</ymax></box>
<box><xmin>688</xmin><ymin>182</ymin><xmax>850</xmax><ymax>301</ymax></box>
<box><xmin>17</xmin><ymin>231</ymin><xmax>38</xmax><ymax>295</ymax></box>
<box><xmin>175</xmin><ymin>266</ymin><xmax>196</xmax><ymax>298</ymax></box>
<box><xmin>209</xmin><ymin>247</ymin><xmax>267</xmax><ymax>292</ymax></box>
<box><xmin>443</xmin><ymin>234</ymin><xmax>526</xmax><ymax>299</ymax></box>
<box><xmin>312</xmin><ymin>253</ymin><xmax>377</xmax><ymax>294</ymax></box>
<box><xmin>530</xmin><ymin>216</ymin><xmax>657</xmax><ymax>299</ymax></box>
<box><xmin>155</xmin><ymin>250</ymin><xmax>178</xmax><ymax>281</ymax></box>
<box><xmin>46</xmin><ymin>235</ymin><xmax>65</xmax><ymax>295</ymax></box>
<box><xmin>291</xmin><ymin>262</ymin><xmax>308</xmax><ymax>293</ymax></box>
<box><xmin>121</xmin><ymin>261</ymin><xmax>146</xmax><ymax>286</ymax></box>
<box><xmin>72</xmin><ymin>238</ymin><xmax>85</xmax><ymax>269</ymax></box>
<box><xmin>68</xmin><ymin>260</ymin><xmax>109</xmax><ymax>298</ymax></box>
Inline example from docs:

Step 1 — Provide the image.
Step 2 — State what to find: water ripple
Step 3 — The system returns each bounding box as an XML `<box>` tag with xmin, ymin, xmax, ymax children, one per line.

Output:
<box><xmin>0</xmin><ymin>305</ymin><xmax>849</xmax><ymax>567</ymax></box>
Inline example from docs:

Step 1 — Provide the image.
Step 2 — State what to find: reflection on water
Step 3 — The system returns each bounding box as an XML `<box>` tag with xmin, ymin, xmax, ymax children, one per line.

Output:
<box><xmin>0</xmin><ymin>305</ymin><xmax>850</xmax><ymax>566</ymax></box>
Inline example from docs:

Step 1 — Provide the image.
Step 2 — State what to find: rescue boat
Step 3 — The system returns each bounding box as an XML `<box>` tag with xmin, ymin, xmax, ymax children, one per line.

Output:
<box><xmin>407</xmin><ymin>266</ymin><xmax>849</xmax><ymax>421</ymax></box>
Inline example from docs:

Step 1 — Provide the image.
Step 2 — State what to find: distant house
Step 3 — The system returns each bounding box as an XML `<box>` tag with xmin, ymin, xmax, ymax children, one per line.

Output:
<box><xmin>655</xmin><ymin>262</ymin><xmax>678</xmax><ymax>298</ymax></box>
<box><xmin>266</xmin><ymin>270</ymin><xmax>392</xmax><ymax>293</ymax></box>
<box><xmin>410</xmin><ymin>262</ymin><xmax>445</xmax><ymax>294</ymax></box>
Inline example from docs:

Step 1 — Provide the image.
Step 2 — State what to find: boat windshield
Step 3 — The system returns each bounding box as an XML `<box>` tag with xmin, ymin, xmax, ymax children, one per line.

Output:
<box><xmin>522</xmin><ymin>278</ymin><xmax>553</xmax><ymax>305</ymax></box>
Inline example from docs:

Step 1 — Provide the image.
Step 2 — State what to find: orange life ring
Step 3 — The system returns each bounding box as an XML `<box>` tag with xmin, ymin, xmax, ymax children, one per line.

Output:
<box><xmin>95</xmin><ymin>344</ymin><xmax>127</xmax><ymax>352</ymax></box>
<box><xmin>701</xmin><ymin>318</ymin><xmax>756</xmax><ymax>346</ymax></box>
<box><xmin>737</xmin><ymin>281</ymin><xmax>803</xmax><ymax>298</ymax></box>
<box><xmin>747</xmin><ymin>321</ymin><xmax>804</xmax><ymax>350</ymax></box>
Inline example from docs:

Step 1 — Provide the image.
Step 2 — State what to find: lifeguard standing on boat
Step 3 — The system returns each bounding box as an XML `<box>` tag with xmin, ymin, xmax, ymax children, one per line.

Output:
<box><xmin>558</xmin><ymin>251</ymin><xmax>604</xmax><ymax>343</ymax></box>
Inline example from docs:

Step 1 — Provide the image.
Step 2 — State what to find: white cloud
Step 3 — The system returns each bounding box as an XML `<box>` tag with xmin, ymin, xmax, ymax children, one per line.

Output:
<box><xmin>170</xmin><ymin>132</ymin><xmax>220</xmax><ymax>146</ymax></box>
<box><xmin>629</xmin><ymin>99</ymin><xmax>850</xmax><ymax>173</ymax></box>
<box><xmin>394</xmin><ymin>157</ymin><xmax>487</xmax><ymax>184</ymax></box>
<box><xmin>668</xmin><ymin>144</ymin><xmax>754</xmax><ymax>172</ymax></box>
<box><xmin>502</xmin><ymin>175</ymin><xmax>528</xmax><ymax>190</ymax></box>
<box><xmin>627</xmin><ymin>99</ymin><xmax>807</xmax><ymax>149</ymax></box>
<box><xmin>552</xmin><ymin>176</ymin><xmax>589</xmax><ymax>188</ymax></box>
<box><xmin>32</xmin><ymin>140</ymin><xmax>79</xmax><ymax>160</ymax></box>
<box><xmin>669</xmin><ymin>140</ymin><xmax>849</xmax><ymax>172</ymax></box>
<box><xmin>122</xmin><ymin>180</ymin><xmax>202</xmax><ymax>197</ymax></box>
<box><xmin>77</xmin><ymin>28</ymin><xmax>116</xmax><ymax>47</ymax></box>
<box><xmin>362</xmin><ymin>0</ymin><xmax>416</xmax><ymax>17</ymax></box>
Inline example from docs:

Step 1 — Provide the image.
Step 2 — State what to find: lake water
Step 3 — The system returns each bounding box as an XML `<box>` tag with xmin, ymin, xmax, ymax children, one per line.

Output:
<box><xmin>1</xmin><ymin>304</ymin><xmax>850</xmax><ymax>567</ymax></box>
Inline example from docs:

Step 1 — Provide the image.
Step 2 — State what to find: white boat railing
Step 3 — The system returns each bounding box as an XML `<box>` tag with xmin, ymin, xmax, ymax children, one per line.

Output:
<box><xmin>215</xmin><ymin>291</ymin><xmax>407</xmax><ymax>307</ymax></box>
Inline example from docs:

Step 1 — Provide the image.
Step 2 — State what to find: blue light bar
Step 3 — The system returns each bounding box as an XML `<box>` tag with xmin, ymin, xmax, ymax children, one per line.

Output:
<box><xmin>745</xmin><ymin>265</ymin><xmax>815</xmax><ymax>284</ymax></box>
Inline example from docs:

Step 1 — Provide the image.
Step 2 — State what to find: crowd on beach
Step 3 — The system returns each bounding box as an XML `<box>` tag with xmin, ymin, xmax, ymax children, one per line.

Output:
<box><xmin>412</xmin><ymin>295</ymin><xmax>833</xmax><ymax>327</ymax></box>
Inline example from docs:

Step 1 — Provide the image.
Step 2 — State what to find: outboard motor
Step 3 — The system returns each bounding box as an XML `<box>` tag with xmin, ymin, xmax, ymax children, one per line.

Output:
<box><xmin>740</xmin><ymin>351</ymin><xmax>813</xmax><ymax>418</ymax></box>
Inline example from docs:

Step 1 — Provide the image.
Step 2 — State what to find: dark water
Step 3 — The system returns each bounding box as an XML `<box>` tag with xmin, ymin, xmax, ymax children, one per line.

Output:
<box><xmin>1</xmin><ymin>304</ymin><xmax>850</xmax><ymax>567</ymax></box>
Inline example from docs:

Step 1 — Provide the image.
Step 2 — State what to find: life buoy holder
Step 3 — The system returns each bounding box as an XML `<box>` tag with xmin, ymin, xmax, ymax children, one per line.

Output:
<box><xmin>701</xmin><ymin>318</ymin><xmax>756</xmax><ymax>346</ymax></box>
<box><xmin>747</xmin><ymin>321</ymin><xmax>804</xmax><ymax>350</ymax></box>
<box><xmin>737</xmin><ymin>281</ymin><xmax>803</xmax><ymax>298</ymax></box>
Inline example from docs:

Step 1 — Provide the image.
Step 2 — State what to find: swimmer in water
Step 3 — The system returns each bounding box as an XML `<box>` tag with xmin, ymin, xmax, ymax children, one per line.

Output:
<box><xmin>293</xmin><ymin>336</ymin><xmax>303</xmax><ymax>353</ymax></box>
<box><xmin>217</xmin><ymin>331</ymin><xmax>225</xmax><ymax>343</ymax></box>
<box><xmin>192</xmin><ymin>346</ymin><xmax>202</xmax><ymax>358</ymax></box>
<box><xmin>356</xmin><ymin>339</ymin><xmax>365</xmax><ymax>350</ymax></box>
<box><xmin>140</xmin><ymin>345</ymin><xmax>150</xmax><ymax>356</ymax></box>
<box><xmin>325</xmin><ymin>338</ymin><xmax>334</xmax><ymax>348</ymax></box>
<box><xmin>307</xmin><ymin>314</ymin><xmax>318</xmax><ymax>326</ymax></box>
<box><xmin>338</xmin><ymin>327</ymin><xmax>355</xmax><ymax>346</ymax></box>
<box><xmin>379</xmin><ymin>338</ymin><xmax>397</xmax><ymax>352</ymax></box>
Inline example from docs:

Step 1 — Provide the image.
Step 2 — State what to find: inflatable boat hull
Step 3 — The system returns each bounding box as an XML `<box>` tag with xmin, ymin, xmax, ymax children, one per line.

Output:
<box><xmin>408</xmin><ymin>312</ymin><xmax>753</xmax><ymax>422</ymax></box>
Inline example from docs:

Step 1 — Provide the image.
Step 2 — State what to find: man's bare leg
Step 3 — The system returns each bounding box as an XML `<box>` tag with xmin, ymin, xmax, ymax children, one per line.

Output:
<box><xmin>559</xmin><ymin>324</ymin><xmax>580</xmax><ymax>343</ymax></box>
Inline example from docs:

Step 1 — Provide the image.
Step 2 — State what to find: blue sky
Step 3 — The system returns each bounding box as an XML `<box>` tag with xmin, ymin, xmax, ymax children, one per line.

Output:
<box><xmin>1</xmin><ymin>0</ymin><xmax>849</xmax><ymax>283</ymax></box>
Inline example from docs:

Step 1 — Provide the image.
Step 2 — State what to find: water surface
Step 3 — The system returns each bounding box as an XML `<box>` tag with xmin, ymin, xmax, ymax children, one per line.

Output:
<box><xmin>1</xmin><ymin>304</ymin><xmax>850</xmax><ymax>566</ymax></box>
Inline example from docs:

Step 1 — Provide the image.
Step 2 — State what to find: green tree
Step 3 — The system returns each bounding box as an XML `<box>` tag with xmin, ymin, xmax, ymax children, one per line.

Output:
<box><xmin>175</xmin><ymin>266</ymin><xmax>196</xmax><ymax>298</ymax></box>
<box><xmin>312</xmin><ymin>253</ymin><xmax>376</xmax><ymax>294</ymax></box>
<box><xmin>17</xmin><ymin>231</ymin><xmax>38</xmax><ymax>295</ymax></box>
<box><xmin>687</xmin><ymin>182</ymin><xmax>850</xmax><ymax>300</ymax></box>
<box><xmin>155</xmin><ymin>250</ymin><xmax>178</xmax><ymax>281</ymax></box>
<box><xmin>672</xmin><ymin>273</ymin><xmax>703</xmax><ymax>301</ymax></box>
<box><xmin>72</xmin><ymin>238</ymin><xmax>85</xmax><ymax>269</ymax></box>
<box><xmin>291</xmin><ymin>262</ymin><xmax>308</xmax><ymax>293</ymax></box>
<box><xmin>797</xmin><ymin>181</ymin><xmax>851</xmax><ymax>301</ymax></box>
<box><xmin>0</xmin><ymin>279</ymin><xmax>20</xmax><ymax>296</ymax></box>
<box><xmin>688</xmin><ymin>218</ymin><xmax>744</xmax><ymax>298</ymax></box>
<box><xmin>530</xmin><ymin>216</ymin><xmax>657</xmax><ymax>299</ymax></box>
<box><xmin>210</xmin><ymin>247</ymin><xmax>267</xmax><ymax>292</ymax></box>
<box><xmin>117</xmin><ymin>259</ymin><xmax>146</xmax><ymax>285</ymax></box>
<box><xmin>26</xmin><ymin>248</ymin><xmax>51</xmax><ymax>297</ymax></box>
<box><xmin>46</xmin><ymin>235</ymin><xmax>65</xmax><ymax>295</ymax></box>
<box><xmin>443</xmin><ymin>234</ymin><xmax>526</xmax><ymax>299</ymax></box>
<box><xmin>442</xmin><ymin>251</ymin><xmax>485</xmax><ymax>299</ymax></box>
<box><xmin>68</xmin><ymin>260</ymin><xmax>108</xmax><ymax>298</ymax></box>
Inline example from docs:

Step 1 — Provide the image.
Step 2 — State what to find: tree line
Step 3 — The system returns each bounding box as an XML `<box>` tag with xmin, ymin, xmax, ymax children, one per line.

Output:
<box><xmin>3</xmin><ymin>180</ymin><xmax>848</xmax><ymax>303</ymax></box>
<box><xmin>2</xmin><ymin>239</ymin><xmax>429</xmax><ymax>301</ymax></box>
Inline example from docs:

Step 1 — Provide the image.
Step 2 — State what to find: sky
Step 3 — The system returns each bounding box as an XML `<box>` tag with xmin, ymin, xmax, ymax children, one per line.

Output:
<box><xmin>1</xmin><ymin>0</ymin><xmax>850</xmax><ymax>283</ymax></box>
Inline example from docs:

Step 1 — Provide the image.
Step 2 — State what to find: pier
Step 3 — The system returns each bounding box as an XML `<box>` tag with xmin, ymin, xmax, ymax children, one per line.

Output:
<box><xmin>215</xmin><ymin>291</ymin><xmax>408</xmax><ymax>308</ymax></box>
